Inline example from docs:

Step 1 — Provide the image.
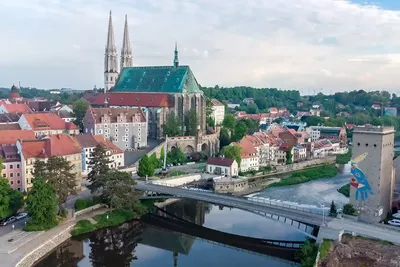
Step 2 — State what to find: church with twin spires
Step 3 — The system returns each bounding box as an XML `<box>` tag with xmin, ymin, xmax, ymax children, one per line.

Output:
<box><xmin>84</xmin><ymin>11</ymin><xmax>214</xmax><ymax>152</ymax></box>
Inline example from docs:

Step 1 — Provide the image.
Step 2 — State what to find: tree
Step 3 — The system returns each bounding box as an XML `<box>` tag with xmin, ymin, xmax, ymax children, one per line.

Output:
<box><xmin>343</xmin><ymin>203</ymin><xmax>355</xmax><ymax>215</ymax></box>
<box><xmin>297</xmin><ymin>240</ymin><xmax>318</xmax><ymax>267</ymax></box>
<box><xmin>0</xmin><ymin>179</ymin><xmax>11</xmax><ymax>219</ymax></box>
<box><xmin>162</xmin><ymin>113</ymin><xmax>182</xmax><ymax>137</ymax></box>
<box><xmin>8</xmin><ymin>189</ymin><xmax>23</xmax><ymax>215</ymax></box>
<box><xmin>159</xmin><ymin>146</ymin><xmax>165</xmax><ymax>168</ymax></box>
<box><xmin>137</xmin><ymin>155</ymin><xmax>154</xmax><ymax>178</ymax></box>
<box><xmin>45</xmin><ymin>156</ymin><xmax>77</xmax><ymax>208</ymax></box>
<box><xmin>72</xmin><ymin>99</ymin><xmax>89</xmax><ymax>131</ymax></box>
<box><xmin>233</xmin><ymin>121</ymin><xmax>248</xmax><ymax>141</ymax></box>
<box><xmin>33</xmin><ymin>160</ymin><xmax>47</xmax><ymax>179</ymax></box>
<box><xmin>185</xmin><ymin>109</ymin><xmax>198</xmax><ymax>136</ymax></box>
<box><xmin>87</xmin><ymin>145</ymin><xmax>113</xmax><ymax>194</ymax></box>
<box><xmin>149</xmin><ymin>152</ymin><xmax>159</xmax><ymax>169</ymax></box>
<box><xmin>222</xmin><ymin>114</ymin><xmax>236</xmax><ymax>130</ymax></box>
<box><xmin>272</xmin><ymin>117</ymin><xmax>284</xmax><ymax>124</ymax></box>
<box><xmin>247</xmin><ymin>103</ymin><xmax>259</xmax><ymax>114</ymax></box>
<box><xmin>206</xmin><ymin>98</ymin><xmax>215</xmax><ymax>127</ymax></box>
<box><xmin>102</xmin><ymin>171</ymin><xmax>144</xmax><ymax>213</ymax></box>
<box><xmin>219</xmin><ymin>128</ymin><xmax>231</xmax><ymax>149</ymax></box>
<box><xmin>243</xmin><ymin>119</ymin><xmax>259</xmax><ymax>134</ymax></box>
<box><xmin>221</xmin><ymin>145</ymin><xmax>242</xmax><ymax>166</ymax></box>
<box><xmin>26</xmin><ymin>178</ymin><xmax>58</xmax><ymax>230</ymax></box>
<box><xmin>329</xmin><ymin>200</ymin><xmax>337</xmax><ymax>217</ymax></box>
<box><xmin>286</xmin><ymin>147</ymin><xmax>293</xmax><ymax>164</ymax></box>
<box><xmin>167</xmin><ymin>147</ymin><xmax>186</xmax><ymax>164</ymax></box>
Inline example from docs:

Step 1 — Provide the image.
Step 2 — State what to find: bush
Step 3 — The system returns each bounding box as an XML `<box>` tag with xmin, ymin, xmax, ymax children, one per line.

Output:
<box><xmin>270</xmin><ymin>165</ymin><xmax>338</xmax><ymax>187</ymax></box>
<box><xmin>74</xmin><ymin>197</ymin><xmax>101</xmax><ymax>211</ymax></box>
<box><xmin>297</xmin><ymin>240</ymin><xmax>318</xmax><ymax>267</ymax></box>
<box><xmin>25</xmin><ymin>220</ymin><xmax>58</xmax><ymax>232</ymax></box>
<box><xmin>336</xmin><ymin>149</ymin><xmax>352</xmax><ymax>164</ymax></box>
<box><xmin>319</xmin><ymin>239</ymin><xmax>333</xmax><ymax>261</ymax></box>
<box><xmin>343</xmin><ymin>203</ymin><xmax>356</xmax><ymax>215</ymax></box>
<box><xmin>71</xmin><ymin>220</ymin><xmax>97</xmax><ymax>236</ymax></box>
<box><xmin>337</xmin><ymin>183</ymin><xmax>350</xmax><ymax>197</ymax></box>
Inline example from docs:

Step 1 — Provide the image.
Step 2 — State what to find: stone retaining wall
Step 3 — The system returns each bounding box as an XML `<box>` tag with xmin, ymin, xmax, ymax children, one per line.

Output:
<box><xmin>275</xmin><ymin>156</ymin><xmax>336</xmax><ymax>173</ymax></box>
<box><xmin>15</xmin><ymin>224</ymin><xmax>74</xmax><ymax>267</ymax></box>
<box><xmin>74</xmin><ymin>204</ymin><xmax>107</xmax><ymax>218</ymax></box>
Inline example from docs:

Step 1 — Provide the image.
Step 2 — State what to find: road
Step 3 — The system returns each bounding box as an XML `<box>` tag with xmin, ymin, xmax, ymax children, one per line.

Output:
<box><xmin>0</xmin><ymin>217</ymin><xmax>29</xmax><ymax>237</ymax></box>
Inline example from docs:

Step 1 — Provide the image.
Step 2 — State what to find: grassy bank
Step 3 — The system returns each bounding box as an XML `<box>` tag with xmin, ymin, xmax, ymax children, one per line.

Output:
<box><xmin>319</xmin><ymin>239</ymin><xmax>333</xmax><ymax>261</ymax></box>
<box><xmin>337</xmin><ymin>183</ymin><xmax>350</xmax><ymax>197</ymax></box>
<box><xmin>269</xmin><ymin>164</ymin><xmax>339</xmax><ymax>187</ymax></box>
<box><xmin>335</xmin><ymin>149</ymin><xmax>352</xmax><ymax>164</ymax></box>
<box><xmin>71</xmin><ymin>199</ymin><xmax>161</xmax><ymax>236</ymax></box>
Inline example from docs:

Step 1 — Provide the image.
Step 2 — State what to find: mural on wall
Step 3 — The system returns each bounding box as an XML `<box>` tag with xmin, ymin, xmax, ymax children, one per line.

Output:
<box><xmin>350</xmin><ymin>152</ymin><xmax>373</xmax><ymax>201</ymax></box>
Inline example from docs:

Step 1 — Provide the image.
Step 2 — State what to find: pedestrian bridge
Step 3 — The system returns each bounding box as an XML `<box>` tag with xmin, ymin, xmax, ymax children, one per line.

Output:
<box><xmin>136</xmin><ymin>182</ymin><xmax>329</xmax><ymax>239</ymax></box>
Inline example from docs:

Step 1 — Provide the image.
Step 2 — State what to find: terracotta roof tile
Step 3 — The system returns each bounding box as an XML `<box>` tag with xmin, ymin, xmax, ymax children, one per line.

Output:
<box><xmin>0</xmin><ymin>130</ymin><xmax>36</xmax><ymax>145</ymax></box>
<box><xmin>1</xmin><ymin>103</ymin><xmax>32</xmax><ymax>113</ymax></box>
<box><xmin>210</xmin><ymin>99</ymin><xmax>224</xmax><ymax>106</ymax></box>
<box><xmin>22</xmin><ymin>113</ymin><xmax>78</xmax><ymax>130</ymax></box>
<box><xmin>207</xmin><ymin>157</ymin><xmax>234</xmax><ymax>167</ymax></box>
<box><xmin>73</xmin><ymin>134</ymin><xmax>123</xmax><ymax>154</ymax></box>
<box><xmin>83</xmin><ymin>92</ymin><xmax>173</xmax><ymax>108</ymax></box>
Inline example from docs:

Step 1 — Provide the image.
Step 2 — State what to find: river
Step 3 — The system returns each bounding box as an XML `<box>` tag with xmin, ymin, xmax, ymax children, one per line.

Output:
<box><xmin>34</xmin><ymin>164</ymin><xmax>350</xmax><ymax>267</ymax></box>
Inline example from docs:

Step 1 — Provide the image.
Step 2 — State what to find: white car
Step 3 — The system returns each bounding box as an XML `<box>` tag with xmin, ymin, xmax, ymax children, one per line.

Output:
<box><xmin>388</xmin><ymin>219</ymin><xmax>400</xmax><ymax>227</ymax></box>
<box><xmin>392</xmin><ymin>213</ymin><xmax>400</xmax><ymax>219</ymax></box>
<box><xmin>15</xmin><ymin>213</ymin><xmax>28</xmax><ymax>220</ymax></box>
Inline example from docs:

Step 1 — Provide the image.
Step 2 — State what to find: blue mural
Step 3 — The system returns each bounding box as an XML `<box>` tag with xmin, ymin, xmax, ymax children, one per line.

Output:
<box><xmin>350</xmin><ymin>152</ymin><xmax>373</xmax><ymax>201</ymax></box>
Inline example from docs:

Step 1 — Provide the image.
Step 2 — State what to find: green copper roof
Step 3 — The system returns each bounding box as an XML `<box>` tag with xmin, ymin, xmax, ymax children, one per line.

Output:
<box><xmin>113</xmin><ymin>65</ymin><xmax>202</xmax><ymax>94</ymax></box>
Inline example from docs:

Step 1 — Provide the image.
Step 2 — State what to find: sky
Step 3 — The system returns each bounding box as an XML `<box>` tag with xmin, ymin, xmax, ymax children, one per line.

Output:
<box><xmin>2</xmin><ymin>0</ymin><xmax>400</xmax><ymax>94</ymax></box>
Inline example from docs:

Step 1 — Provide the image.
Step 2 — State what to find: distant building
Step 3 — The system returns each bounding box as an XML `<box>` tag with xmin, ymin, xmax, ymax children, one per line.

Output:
<box><xmin>17</xmin><ymin>134</ymin><xmax>82</xmax><ymax>191</ymax></box>
<box><xmin>0</xmin><ymin>130</ymin><xmax>36</xmax><ymax>145</ymax></box>
<box><xmin>384</xmin><ymin>107</ymin><xmax>397</xmax><ymax>117</ymax></box>
<box><xmin>73</xmin><ymin>134</ymin><xmax>124</xmax><ymax>175</ymax></box>
<box><xmin>306</xmin><ymin>126</ymin><xmax>347</xmax><ymax>147</ymax></box>
<box><xmin>49</xmin><ymin>89</ymin><xmax>61</xmax><ymax>94</ymax></box>
<box><xmin>371</xmin><ymin>104</ymin><xmax>381</xmax><ymax>110</ymax></box>
<box><xmin>310</xmin><ymin>108</ymin><xmax>321</xmax><ymax>117</ymax></box>
<box><xmin>83</xmin><ymin>107</ymin><xmax>147</xmax><ymax>151</ymax></box>
<box><xmin>210</xmin><ymin>99</ymin><xmax>225</xmax><ymax>125</ymax></box>
<box><xmin>231</xmin><ymin>138</ymin><xmax>259</xmax><ymax>172</ymax></box>
<box><xmin>8</xmin><ymin>84</ymin><xmax>23</xmax><ymax>103</ymax></box>
<box><xmin>227</xmin><ymin>101</ymin><xmax>241</xmax><ymax>109</ymax></box>
<box><xmin>206</xmin><ymin>157</ymin><xmax>238</xmax><ymax>177</ymax></box>
<box><xmin>350</xmin><ymin>126</ymin><xmax>395</xmax><ymax>223</ymax></box>
<box><xmin>243</xmin><ymin>98</ymin><xmax>254</xmax><ymax>105</ymax></box>
<box><xmin>18</xmin><ymin>113</ymin><xmax>79</xmax><ymax>137</ymax></box>
<box><xmin>0</xmin><ymin>146</ymin><xmax>23</xmax><ymax>191</ymax></box>
<box><xmin>293</xmin><ymin>146</ymin><xmax>307</xmax><ymax>162</ymax></box>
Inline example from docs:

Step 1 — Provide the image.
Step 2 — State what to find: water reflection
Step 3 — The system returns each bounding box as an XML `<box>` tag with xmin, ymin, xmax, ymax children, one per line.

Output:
<box><xmin>35</xmin><ymin>199</ymin><xmax>304</xmax><ymax>267</ymax></box>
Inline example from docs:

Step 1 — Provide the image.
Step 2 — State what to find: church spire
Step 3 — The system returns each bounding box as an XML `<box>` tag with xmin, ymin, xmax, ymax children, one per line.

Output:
<box><xmin>173</xmin><ymin>42</ymin><xmax>179</xmax><ymax>68</ymax></box>
<box><xmin>120</xmin><ymin>14</ymin><xmax>134</xmax><ymax>71</ymax></box>
<box><xmin>104</xmin><ymin>10</ymin><xmax>119</xmax><ymax>92</ymax></box>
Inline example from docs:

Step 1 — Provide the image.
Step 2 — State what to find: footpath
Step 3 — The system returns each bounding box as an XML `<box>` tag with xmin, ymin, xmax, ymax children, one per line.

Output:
<box><xmin>1</xmin><ymin>207</ymin><xmax>109</xmax><ymax>267</ymax></box>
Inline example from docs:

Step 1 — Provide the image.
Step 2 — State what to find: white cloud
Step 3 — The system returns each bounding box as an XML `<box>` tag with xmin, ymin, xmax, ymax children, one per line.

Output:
<box><xmin>1</xmin><ymin>0</ymin><xmax>400</xmax><ymax>92</ymax></box>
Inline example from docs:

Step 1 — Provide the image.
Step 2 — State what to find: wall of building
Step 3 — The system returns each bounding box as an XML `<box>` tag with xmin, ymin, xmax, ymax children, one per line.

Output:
<box><xmin>2</xmin><ymin>161</ymin><xmax>23</xmax><ymax>191</ymax></box>
<box><xmin>151</xmin><ymin>174</ymin><xmax>203</xmax><ymax>186</ymax></box>
<box><xmin>214</xmin><ymin>178</ymin><xmax>248</xmax><ymax>194</ymax></box>
<box><xmin>275</xmin><ymin>156</ymin><xmax>336</xmax><ymax>173</ymax></box>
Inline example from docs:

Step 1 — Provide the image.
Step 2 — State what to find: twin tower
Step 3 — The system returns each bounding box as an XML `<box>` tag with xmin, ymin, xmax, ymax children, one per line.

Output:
<box><xmin>104</xmin><ymin>11</ymin><xmax>134</xmax><ymax>92</ymax></box>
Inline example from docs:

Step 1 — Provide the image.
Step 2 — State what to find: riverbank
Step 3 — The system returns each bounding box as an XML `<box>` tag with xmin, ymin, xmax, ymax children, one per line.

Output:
<box><xmin>268</xmin><ymin>164</ymin><xmax>339</xmax><ymax>187</ymax></box>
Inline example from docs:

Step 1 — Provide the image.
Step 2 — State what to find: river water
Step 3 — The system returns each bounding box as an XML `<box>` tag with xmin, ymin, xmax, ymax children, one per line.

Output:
<box><xmin>34</xmin><ymin>165</ymin><xmax>350</xmax><ymax>267</ymax></box>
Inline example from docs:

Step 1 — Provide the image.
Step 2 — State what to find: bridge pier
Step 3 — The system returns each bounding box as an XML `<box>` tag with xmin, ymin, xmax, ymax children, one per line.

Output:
<box><xmin>316</xmin><ymin>226</ymin><xmax>343</xmax><ymax>245</ymax></box>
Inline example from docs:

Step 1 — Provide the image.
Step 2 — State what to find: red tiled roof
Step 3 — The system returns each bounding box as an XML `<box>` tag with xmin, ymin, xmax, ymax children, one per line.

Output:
<box><xmin>73</xmin><ymin>134</ymin><xmax>123</xmax><ymax>154</ymax></box>
<box><xmin>0</xmin><ymin>130</ymin><xmax>36</xmax><ymax>145</ymax></box>
<box><xmin>207</xmin><ymin>157</ymin><xmax>234</xmax><ymax>167</ymax></box>
<box><xmin>22</xmin><ymin>113</ymin><xmax>78</xmax><ymax>130</ymax></box>
<box><xmin>233</xmin><ymin>138</ymin><xmax>258</xmax><ymax>158</ymax></box>
<box><xmin>83</xmin><ymin>92</ymin><xmax>173</xmax><ymax>108</ymax></box>
<box><xmin>269</xmin><ymin>108</ymin><xmax>278</xmax><ymax>113</ymax></box>
<box><xmin>22</xmin><ymin>134</ymin><xmax>81</xmax><ymax>159</ymax></box>
<box><xmin>210</xmin><ymin>99</ymin><xmax>224</xmax><ymax>106</ymax></box>
<box><xmin>0</xmin><ymin>124</ymin><xmax>21</xmax><ymax>130</ymax></box>
<box><xmin>2</xmin><ymin>103</ymin><xmax>32</xmax><ymax>113</ymax></box>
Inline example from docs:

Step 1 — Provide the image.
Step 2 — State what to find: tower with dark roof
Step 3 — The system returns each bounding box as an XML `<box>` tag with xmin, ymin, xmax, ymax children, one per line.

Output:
<box><xmin>120</xmin><ymin>15</ymin><xmax>133</xmax><ymax>71</ymax></box>
<box><xmin>173</xmin><ymin>42</ymin><xmax>179</xmax><ymax>68</ymax></box>
<box><xmin>104</xmin><ymin>11</ymin><xmax>119</xmax><ymax>92</ymax></box>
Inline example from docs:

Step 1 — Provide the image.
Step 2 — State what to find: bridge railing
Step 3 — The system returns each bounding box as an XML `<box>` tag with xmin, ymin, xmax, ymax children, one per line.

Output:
<box><xmin>247</xmin><ymin>197</ymin><xmax>328</xmax><ymax>216</ymax></box>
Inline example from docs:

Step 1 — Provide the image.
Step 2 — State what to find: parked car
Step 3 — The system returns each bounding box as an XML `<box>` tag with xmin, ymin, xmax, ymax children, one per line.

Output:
<box><xmin>392</xmin><ymin>213</ymin><xmax>400</xmax><ymax>219</ymax></box>
<box><xmin>15</xmin><ymin>213</ymin><xmax>28</xmax><ymax>220</ymax></box>
<box><xmin>388</xmin><ymin>219</ymin><xmax>400</xmax><ymax>227</ymax></box>
<box><xmin>0</xmin><ymin>216</ymin><xmax>17</xmax><ymax>226</ymax></box>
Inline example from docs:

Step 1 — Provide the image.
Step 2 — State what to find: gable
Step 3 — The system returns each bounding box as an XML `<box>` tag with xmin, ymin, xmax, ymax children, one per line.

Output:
<box><xmin>113</xmin><ymin>65</ymin><xmax>201</xmax><ymax>94</ymax></box>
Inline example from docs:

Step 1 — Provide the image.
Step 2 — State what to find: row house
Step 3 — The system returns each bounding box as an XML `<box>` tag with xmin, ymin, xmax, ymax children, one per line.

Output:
<box><xmin>0</xmin><ymin>146</ymin><xmax>23</xmax><ymax>191</ymax></box>
<box><xmin>306</xmin><ymin>126</ymin><xmax>347</xmax><ymax>147</ymax></box>
<box><xmin>83</xmin><ymin>107</ymin><xmax>148</xmax><ymax>151</ymax></box>
<box><xmin>17</xmin><ymin>134</ymin><xmax>82</xmax><ymax>191</ymax></box>
<box><xmin>293</xmin><ymin>146</ymin><xmax>307</xmax><ymax>162</ymax></box>
<box><xmin>73</xmin><ymin>134</ymin><xmax>124</xmax><ymax>175</ymax></box>
<box><xmin>231</xmin><ymin>138</ymin><xmax>259</xmax><ymax>172</ymax></box>
<box><xmin>18</xmin><ymin>113</ymin><xmax>79</xmax><ymax>137</ymax></box>
<box><xmin>210</xmin><ymin>99</ymin><xmax>225</xmax><ymax>125</ymax></box>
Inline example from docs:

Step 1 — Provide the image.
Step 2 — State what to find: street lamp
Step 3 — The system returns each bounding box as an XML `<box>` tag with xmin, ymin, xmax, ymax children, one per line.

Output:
<box><xmin>319</xmin><ymin>203</ymin><xmax>326</xmax><ymax>226</ymax></box>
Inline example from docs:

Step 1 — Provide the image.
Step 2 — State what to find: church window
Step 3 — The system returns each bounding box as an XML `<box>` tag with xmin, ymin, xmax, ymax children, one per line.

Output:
<box><xmin>110</xmin><ymin>76</ymin><xmax>113</xmax><ymax>82</ymax></box>
<box><xmin>98</xmin><ymin>129</ymin><xmax>103</xmax><ymax>134</ymax></box>
<box><xmin>125</xmin><ymin>128</ymin><xmax>129</xmax><ymax>132</ymax></box>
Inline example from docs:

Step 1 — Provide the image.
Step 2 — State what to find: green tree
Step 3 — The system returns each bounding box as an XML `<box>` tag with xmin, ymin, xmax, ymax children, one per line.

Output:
<box><xmin>72</xmin><ymin>99</ymin><xmax>89</xmax><ymax>131</ymax></box>
<box><xmin>206</xmin><ymin>98</ymin><xmax>215</xmax><ymax>127</ymax></box>
<box><xmin>185</xmin><ymin>109</ymin><xmax>198</xmax><ymax>136</ymax></box>
<box><xmin>159</xmin><ymin>146</ymin><xmax>165</xmax><ymax>168</ymax></box>
<box><xmin>297</xmin><ymin>240</ymin><xmax>318</xmax><ymax>267</ymax></box>
<box><xmin>33</xmin><ymin>160</ymin><xmax>47</xmax><ymax>178</ymax></box>
<box><xmin>8</xmin><ymin>189</ymin><xmax>23</xmax><ymax>215</ymax></box>
<box><xmin>102</xmin><ymin>171</ymin><xmax>143</xmax><ymax>212</ymax></box>
<box><xmin>247</xmin><ymin>103</ymin><xmax>259</xmax><ymax>114</ymax></box>
<box><xmin>233</xmin><ymin>121</ymin><xmax>248</xmax><ymax>141</ymax></box>
<box><xmin>272</xmin><ymin>117</ymin><xmax>284</xmax><ymax>124</ymax></box>
<box><xmin>221</xmin><ymin>145</ymin><xmax>242</xmax><ymax>166</ymax></box>
<box><xmin>149</xmin><ymin>152</ymin><xmax>159</xmax><ymax>169</ymax></box>
<box><xmin>137</xmin><ymin>155</ymin><xmax>154</xmax><ymax>178</ymax></box>
<box><xmin>162</xmin><ymin>113</ymin><xmax>182</xmax><ymax>137</ymax></box>
<box><xmin>329</xmin><ymin>200</ymin><xmax>337</xmax><ymax>217</ymax></box>
<box><xmin>87</xmin><ymin>145</ymin><xmax>112</xmax><ymax>194</ymax></box>
<box><xmin>243</xmin><ymin>119</ymin><xmax>259</xmax><ymax>134</ymax></box>
<box><xmin>219</xmin><ymin>128</ymin><xmax>231</xmax><ymax>149</ymax></box>
<box><xmin>343</xmin><ymin>203</ymin><xmax>355</xmax><ymax>215</ymax></box>
<box><xmin>26</xmin><ymin>178</ymin><xmax>58</xmax><ymax>230</ymax></box>
<box><xmin>0</xmin><ymin>179</ymin><xmax>11</xmax><ymax>219</ymax></box>
<box><xmin>286</xmin><ymin>147</ymin><xmax>293</xmax><ymax>164</ymax></box>
<box><xmin>167</xmin><ymin>147</ymin><xmax>186</xmax><ymax>164</ymax></box>
<box><xmin>45</xmin><ymin>157</ymin><xmax>77</xmax><ymax>208</ymax></box>
<box><xmin>222</xmin><ymin>114</ymin><xmax>236</xmax><ymax>130</ymax></box>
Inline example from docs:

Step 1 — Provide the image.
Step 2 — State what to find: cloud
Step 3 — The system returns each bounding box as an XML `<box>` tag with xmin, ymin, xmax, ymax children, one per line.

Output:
<box><xmin>1</xmin><ymin>0</ymin><xmax>400</xmax><ymax>92</ymax></box>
